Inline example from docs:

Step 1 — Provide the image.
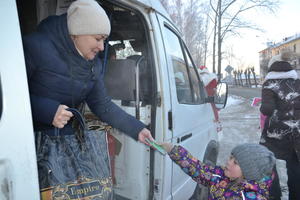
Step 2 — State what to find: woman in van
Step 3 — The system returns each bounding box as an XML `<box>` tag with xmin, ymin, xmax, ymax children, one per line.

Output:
<box><xmin>22</xmin><ymin>0</ymin><xmax>153</xmax><ymax>193</ymax></box>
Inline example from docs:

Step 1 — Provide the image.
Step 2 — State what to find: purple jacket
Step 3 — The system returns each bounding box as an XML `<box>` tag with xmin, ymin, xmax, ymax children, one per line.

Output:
<box><xmin>169</xmin><ymin>146</ymin><xmax>272</xmax><ymax>200</ymax></box>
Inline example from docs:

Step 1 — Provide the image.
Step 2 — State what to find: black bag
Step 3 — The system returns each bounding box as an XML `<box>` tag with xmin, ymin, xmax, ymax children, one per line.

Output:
<box><xmin>35</xmin><ymin>108</ymin><xmax>113</xmax><ymax>200</ymax></box>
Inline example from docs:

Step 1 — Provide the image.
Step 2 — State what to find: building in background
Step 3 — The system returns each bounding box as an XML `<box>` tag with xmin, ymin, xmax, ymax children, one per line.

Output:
<box><xmin>259</xmin><ymin>33</ymin><xmax>300</xmax><ymax>79</ymax></box>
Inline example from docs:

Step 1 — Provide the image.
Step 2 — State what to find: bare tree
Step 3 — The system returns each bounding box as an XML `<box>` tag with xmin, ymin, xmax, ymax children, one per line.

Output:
<box><xmin>202</xmin><ymin>12</ymin><xmax>211</xmax><ymax>66</ymax></box>
<box><xmin>244</xmin><ymin>69</ymin><xmax>248</xmax><ymax>87</ymax></box>
<box><xmin>238</xmin><ymin>69</ymin><xmax>243</xmax><ymax>86</ymax></box>
<box><xmin>233</xmin><ymin>70</ymin><xmax>238</xmax><ymax>85</ymax></box>
<box><xmin>250</xmin><ymin>67</ymin><xmax>258</xmax><ymax>87</ymax></box>
<box><xmin>209</xmin><ymin>0</ymin><xmax>279</xmax><ymax>80</ymax></box>
<box><xmin>247</xmin><ymin>68</ymin><xmax>251</xmax><ymax>87</ymax></box>
<box><xmin>210</xmin><ymin>0</ymin><xmax>220</xmax><ymax>73</ymax></box>
<box><xmin>193</xmin><ymin>4</ymin><xmax>212</xmax><ymax>67</ymax></box>
<box><xmin>159</xmin><ymin>0</ymin><xmax>210</xmax><ymax>67</ymax></box>
<box><xmin>159</xmin><ymin>0</ymin><xmax>169</xmax><ymax>10</ymax></box>
<box><xmin>183</xmin><ymin>0</ymin><xmax>203</xmax><ymax>65</ymax></box>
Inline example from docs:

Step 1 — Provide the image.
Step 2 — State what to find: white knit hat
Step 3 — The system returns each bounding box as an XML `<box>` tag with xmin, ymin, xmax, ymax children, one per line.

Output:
<box><xmin>268</xmin><ymin>51</ymin><xmax>295</xmax><ymax>68</ymax></box>
<box><xmin>67</xmin><ymin>0</ymin><xmax>111</xmax><ymax>35</ymax></box>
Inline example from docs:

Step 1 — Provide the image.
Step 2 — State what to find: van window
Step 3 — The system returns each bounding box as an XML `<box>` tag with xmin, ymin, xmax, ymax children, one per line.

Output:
<box><xmin>109</xmin><ymin>40</ymin><xmax>141</xmax><ymax>60</ymax></box>
<box><xmin>103</xmin><ymin>7</ymin><xmax>153</xmax><ymax>105</ymax></box>
<box><xmin>183</xmin><ymin>46</ymin><xmax>201</xmax><ymax>103</ymax></box>
<box><xmin>163</xmin><ymin>26</ymin><xmax>200</xmax><ymax>104</ymax></box>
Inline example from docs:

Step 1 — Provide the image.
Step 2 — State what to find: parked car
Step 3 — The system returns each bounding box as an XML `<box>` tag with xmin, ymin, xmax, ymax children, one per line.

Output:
<box><xmin>0</xmin><ymin>0</ymin><xmax>227</xmax><ymax>199</ymax></box>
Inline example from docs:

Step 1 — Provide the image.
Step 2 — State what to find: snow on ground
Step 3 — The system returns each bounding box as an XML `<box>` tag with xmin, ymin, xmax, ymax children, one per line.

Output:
<box><xmin>218</xmin><ymin>95</ymin><xmax>288</xmax><ymax>199</ymax></box>
<box><xmin>218</xmin><ymin>95</ymin><xmax>260</xmax><ymax>149</ymax></box>
<box><xmin>225</xmin><ymin>95</ymin><xmax>244</xmax><ymax>108</ymax></box>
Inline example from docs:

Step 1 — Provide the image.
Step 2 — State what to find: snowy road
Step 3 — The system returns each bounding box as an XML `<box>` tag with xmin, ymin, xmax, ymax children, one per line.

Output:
<box><xmin>217</xmin><ymin>87</ymin><xmax>288</xmax><ymax>199</ymax></box>
<box><xmin>217</xmin><ymin>94</ymin><xmax>261</xmax><ymax>165</ymax></box>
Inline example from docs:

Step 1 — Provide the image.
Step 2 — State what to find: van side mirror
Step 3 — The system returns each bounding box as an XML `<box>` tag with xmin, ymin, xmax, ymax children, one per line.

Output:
<box><xmin>214</xmin><ymin>82</ymin><xmax>228</xmax><ymax>109</ymax></box>
<box><xmin>204</xmin><ymin>82</ymin><xmax>228</xmax><ymax>109</ymax></box>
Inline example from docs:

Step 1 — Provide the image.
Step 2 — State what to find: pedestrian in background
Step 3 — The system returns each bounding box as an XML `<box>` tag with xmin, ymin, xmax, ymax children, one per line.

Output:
<box><xmin>198</xmin><ymin>66</ymin><xmax>222</xmax><ymax>131</ymax></box>
<box><xmin>260</xmin><ymin>51</ymin><xmax>300</xmax><ymax>200</ymax></box>
<box><xmin>197</xmin><ymin>65</ymin><xmax>218</xmax><ymax>96</ymax></box>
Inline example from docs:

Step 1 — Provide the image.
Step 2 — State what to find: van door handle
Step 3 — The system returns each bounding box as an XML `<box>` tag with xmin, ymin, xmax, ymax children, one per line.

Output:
<box><xmin>168</xmin><ymin>111</ymin><xmax>173</xmax><ymax>130</ymax></box>
<box><xmin>177</xmin><ymin>133</ymin><xmax>193</xmax><ymax>143</ymax></box>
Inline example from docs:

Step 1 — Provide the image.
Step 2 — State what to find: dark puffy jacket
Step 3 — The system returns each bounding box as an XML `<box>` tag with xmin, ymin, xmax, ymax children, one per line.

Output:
<box><xmin>22</xmin><ymin>14</ymin><xmax>145</xmax><ymax>139</ymax></box>
<box><xmin>261</xmin><ymin>79</ymin><xmax>300</xmax><ymax>120</ymax></box>
<box><xmin>260</xmin><ymin>77</ymin><xmax>300</xmax><ymax>161</ymax></box>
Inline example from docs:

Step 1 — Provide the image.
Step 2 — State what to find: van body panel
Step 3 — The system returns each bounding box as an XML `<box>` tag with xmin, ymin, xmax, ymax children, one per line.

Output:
<box><xmin>148</xmin><ymin>10</ymin><xmax>175</xmax><ymax>200</ymax></box>
<box><xmin>111</xmin><ymin>130</ymin><xmax>150</xmax><ymax>200</ymax></box>
<box><xmin>155</xmin><ymin>13</ymin><xmax>218</xmax><ymax>199</ymax></box>
<box><xmin>118</xmin><ymin>0</ymin><xmax>170</xmax><ymax>18</ymax></box>
<box><xmin>0</xmin><ymin>1</ymin><xmax>40</xmax><ymax>199</ymax></box>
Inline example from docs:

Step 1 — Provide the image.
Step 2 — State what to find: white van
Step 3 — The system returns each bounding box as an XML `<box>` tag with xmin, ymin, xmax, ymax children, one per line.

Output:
<box><xmin>0</xmin><ymin>0</ymin><xmax>227</xmax><ymax>199</ymax></box>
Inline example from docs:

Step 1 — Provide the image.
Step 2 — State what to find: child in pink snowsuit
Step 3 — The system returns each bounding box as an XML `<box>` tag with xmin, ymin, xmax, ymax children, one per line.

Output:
<box><xmin>260</xmin><ymin>113</ymin><xmax>267</xmax><ymax>130</ymax></box>
<box><xmin>251</xmin><ymin>97</ymin><xmax>267</xmax><ymax>130</ymax></box>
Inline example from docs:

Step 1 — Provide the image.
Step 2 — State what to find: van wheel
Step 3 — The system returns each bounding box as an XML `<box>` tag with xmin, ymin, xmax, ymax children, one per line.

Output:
<box><xmin>189</xmin><ymin>159</ymin><xmax>215</xmax><ymax>200</ymax></box>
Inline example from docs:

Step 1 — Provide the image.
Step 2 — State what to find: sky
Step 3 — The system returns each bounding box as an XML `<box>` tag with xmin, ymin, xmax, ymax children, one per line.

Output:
<box><xmin>222</xmin><ymin>0</ymin><xmax>300</xmax><ymax>74</ymax></box>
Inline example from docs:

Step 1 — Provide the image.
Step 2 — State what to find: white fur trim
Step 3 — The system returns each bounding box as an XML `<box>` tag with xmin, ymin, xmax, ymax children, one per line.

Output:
<box><xmin>268</xmin><ymin>52</ymin><xmax>295</xmax><ymax>68</ymax></box>
<box><xmin>265</xmin><ymin>70</ymin><xmax>298</xmax><ymax>81</ymax></box>
<box><xmin>212</xmin><ymin>174</ymin><xmax>221</xmax><ymax>178</ymax></box>
<box><xmin>268</xmin><ymin>54</ymin><xmax>282</xmax><ymax>68</ymax></box>
<box><xmin>241</xmin><ymin>191</ymin><xmax>245</xmax><ymax>200</ymax></box>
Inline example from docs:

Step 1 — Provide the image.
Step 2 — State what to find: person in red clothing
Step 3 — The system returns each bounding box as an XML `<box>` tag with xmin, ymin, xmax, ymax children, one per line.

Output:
<box><xmin>198</xmin><ymin>65</ymin><xmax>218</xmax><ymax>96</ymax></box>
<box><xmin>197</xmin><ymin>66</ymin><xmax>221</xmax><ymax>131</ymax></box>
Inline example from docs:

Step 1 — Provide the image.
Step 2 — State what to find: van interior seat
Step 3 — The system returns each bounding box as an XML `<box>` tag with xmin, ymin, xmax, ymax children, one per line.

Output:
<box><xmin>104</xmin><ymin>59</ymin><xmax>136</xmax><ymax>102</ymax></box>
<box><xmin>127</xmin><ymin>55</ymin><xmax>151</xmax><ymax>104</ymax></box>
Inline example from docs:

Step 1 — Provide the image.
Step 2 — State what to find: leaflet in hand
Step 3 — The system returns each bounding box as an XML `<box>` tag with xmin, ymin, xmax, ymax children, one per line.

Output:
<box><xmin>145</xmin><ymin>139</ymin><xmax>166</xmax><ymax>155</ymax></box>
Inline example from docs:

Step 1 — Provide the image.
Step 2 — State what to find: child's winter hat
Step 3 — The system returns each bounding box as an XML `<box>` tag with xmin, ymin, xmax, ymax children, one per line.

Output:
<box><xmin>231</xmin><ymin>143</ymin><xmax>275</xmax><ymax>181</ymax></box>
<box><xmin>267</xmin><ymin>51</ymin><xmax>294</xmax><ymax>72</ymax></box>
<box><xmin>67</xmin><ymin>0</ymin><xmax>111</xmax><ymax>35</ymax></box>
